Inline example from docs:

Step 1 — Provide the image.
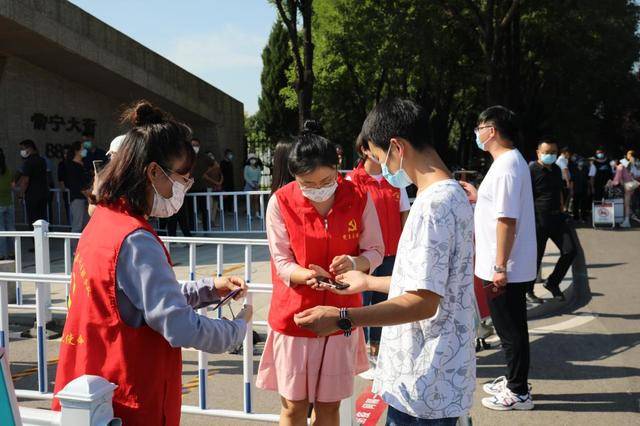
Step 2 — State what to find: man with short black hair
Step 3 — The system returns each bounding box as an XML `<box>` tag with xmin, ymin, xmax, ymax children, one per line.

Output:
<box><xmin>16</xmin><ymin>139</ymin><xmax>49</xmax><ymax>227</ymax></box>
<box><xmin>589</xmin><ymin>148</ymin><xmax>612</xmax><ymax>201</ymax></box>
<box><xmin>295</xmin><ymin>98</ymin><xmax>477</xmax><ymax>425</ymax></box>
<box><xmin>528</xmin><ymin>139</ymin><xmax>576</xmax><ymax>303</ymax></box>
<box><xmin>460</xmin><ymin>105</ymin><xmax>536</xmax><ymax>411</ymax></box>
<box><xmin>81</xmin><ymin>132</ymin><xmax>107</xmax><ymax>175</ymax></box>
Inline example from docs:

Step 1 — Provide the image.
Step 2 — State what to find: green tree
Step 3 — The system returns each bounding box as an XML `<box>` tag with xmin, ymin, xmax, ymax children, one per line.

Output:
<box><xmin>257</xmin><ymin>20</ymin><xmax>298</xmax><ymax>143</ymax></box>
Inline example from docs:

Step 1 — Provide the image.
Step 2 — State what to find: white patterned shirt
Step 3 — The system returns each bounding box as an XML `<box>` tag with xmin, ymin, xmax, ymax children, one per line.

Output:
<box><xmin>372</xmin><ymin>180</ymin><xmax>476</xmax><ymax>419</ymax></box>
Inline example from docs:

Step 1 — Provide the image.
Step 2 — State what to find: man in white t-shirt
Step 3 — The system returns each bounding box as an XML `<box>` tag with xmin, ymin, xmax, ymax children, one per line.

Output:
<box><xmin>460</xmin><ymin>106</ymin><xmax>536</xmax><ymax>411</ymax></box>
<box><xmin>295</xmin><ymin>99</ymin><xmax>476</xmax><ymax>425</ymax></box>
<box><xmin>556</xmin><ymin>147</ymin><xmax>572</xmax><ymax>210</ymax></box>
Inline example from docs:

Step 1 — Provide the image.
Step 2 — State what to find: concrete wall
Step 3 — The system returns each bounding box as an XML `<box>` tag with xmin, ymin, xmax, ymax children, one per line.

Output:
<box><xmin>0</xmin><ymin>0</ymin><xmax>246</xmax><ymax>187</ymax></box>
<box><xmin>0</xmin><ymin>55</ymin><xmax>124</xmax><ymax>165</ymax></box>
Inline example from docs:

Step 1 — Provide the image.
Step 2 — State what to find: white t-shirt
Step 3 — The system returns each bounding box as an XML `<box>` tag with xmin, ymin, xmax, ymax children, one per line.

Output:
<box><xmin>373</xmin><ymin>180</ymin><xmax>476</xmax><ymax>419</ymax></box>
<box><xmin>556</xmin><ymin>156</ymin><xmax>570</xmax><ymax>181</ymax></box>
<box><xmin>346</xmin><ymin>173</ymin><xmax>411</xmax><ymax>212</ymax></box>
<box><xmin>474</xmin><ymin>149</ymin><xmax>537</xmax><ymax>283</ymax></box>
<box><xmin>588</xmin><ymin>163</ymin><xmax>597</xmax><ymax>177</ymax></box>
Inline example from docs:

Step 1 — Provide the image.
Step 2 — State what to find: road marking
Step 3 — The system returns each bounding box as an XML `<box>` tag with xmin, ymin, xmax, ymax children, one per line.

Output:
<box><xmin>484</xmin><ymin>313</ymin><xmax>598</xmax><ymax>345</ymax></box>
<box><xmin>529</xmin><ymin>313</ymin><xmax>598</xmax><ymax>334</ymax></box>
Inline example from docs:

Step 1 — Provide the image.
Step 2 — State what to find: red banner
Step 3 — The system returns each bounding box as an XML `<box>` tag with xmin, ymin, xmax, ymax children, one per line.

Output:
<box><xmin>354</xmin><ymin>386</ymin><xmax>387</xmax><ymax>425</ymax></box>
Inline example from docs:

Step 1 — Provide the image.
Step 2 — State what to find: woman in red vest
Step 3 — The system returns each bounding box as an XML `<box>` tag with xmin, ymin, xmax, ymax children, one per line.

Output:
<box><xmin>256</xmin><ymin>121</ymin><xmax>384</xmax><ymax>425</ymax></box>
<box><xmin>347</xmin><ymin>134</ymin><xmax>410</xmax><ymax>378</ymax></box>
<box><xmin>52</xmin><ymin>101</ymin><xmax>252</xmax><ymax>426</ymax></box>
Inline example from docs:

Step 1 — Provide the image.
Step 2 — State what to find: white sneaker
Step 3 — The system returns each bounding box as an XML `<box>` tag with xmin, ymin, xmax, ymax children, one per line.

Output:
<box><xmin>621</xmin><ymin>218</ymin><xmax>631</xmax><ymax>228</ymax></box>
<box><xmin>483</xmin><ymin>376</ymin><xmax>532</xmax><ymax>396</ymax></box>
<box><xmin>482</xmin><ymin>387</ymin><xmax>534</xmax><ymax>411</ymax></box>
<box><xmin>631</xmin><ymin>214</ymin><xmax>640</xmax><ymax>224</ymax></box>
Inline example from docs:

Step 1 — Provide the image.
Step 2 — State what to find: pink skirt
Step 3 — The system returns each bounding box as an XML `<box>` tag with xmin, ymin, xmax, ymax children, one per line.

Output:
<box><xmin>256</xmin><ymin>328</ymin><xmax>369</xmax><ymax>403</ymax></box>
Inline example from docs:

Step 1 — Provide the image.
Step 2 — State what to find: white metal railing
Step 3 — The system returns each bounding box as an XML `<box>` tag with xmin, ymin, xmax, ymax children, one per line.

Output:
<box><xmin>14</xmin><ymin>189</ymin><xmax>272</xmax><ymax>234</ymax></box>
<box><xmin>0</xmin><ymin>221</ymin><xmax>359</xmax><ymax>424</ymax></box>
<box><xmin>0</xmin><ymin>221</ymin><xmax>278</xmax><ymax>423</ymax></box>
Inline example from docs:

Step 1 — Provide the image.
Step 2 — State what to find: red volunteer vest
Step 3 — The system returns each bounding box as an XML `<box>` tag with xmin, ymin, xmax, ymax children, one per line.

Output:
<box><xmin>348</xmin><ymin>163</ymin><xmax>403</xmax><ymax>256</ymax></box>
<box><xmin>52</xmin><ymin>203</ymin><xmax>182</xmax><ymax>426</ymax></box>
<box><xmin>269</xmin><ymin>180</ymin><xmax>367</xmax><ymax>337</ymax></box>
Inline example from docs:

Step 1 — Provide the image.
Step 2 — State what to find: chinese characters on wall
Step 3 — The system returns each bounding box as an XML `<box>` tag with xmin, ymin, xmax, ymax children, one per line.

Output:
<box><xmin>30</xmin><ymin>113</ymin><xmax>98</xmax><ymax>159</ymax></box>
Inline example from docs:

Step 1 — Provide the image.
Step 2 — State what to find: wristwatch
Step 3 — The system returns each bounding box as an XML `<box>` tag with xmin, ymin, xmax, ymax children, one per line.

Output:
<box><xmin>337</xmin><ymin>308</ymin><xmax>353</xmax><ymax>337</ymax></box>
<box><xmin>493</xmin><ymin>265</ymin><xmax>507</xmax><ymax>273</ymax></box>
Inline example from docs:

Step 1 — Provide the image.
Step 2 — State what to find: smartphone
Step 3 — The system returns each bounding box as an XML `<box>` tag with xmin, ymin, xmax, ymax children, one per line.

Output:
<box><xmin>482</xmin><ymin>281</ymin><xmax>506</xmax><ymax>300</ymax></box>
<box><xmin>212</xmin><ymin>288</ymin><xmax>242</xmax><ymax>310</ymax></box>
<box><xmin>317</xmin><ymin>277</ymin><xmax>350</xmax><ymax>290</ymax></box>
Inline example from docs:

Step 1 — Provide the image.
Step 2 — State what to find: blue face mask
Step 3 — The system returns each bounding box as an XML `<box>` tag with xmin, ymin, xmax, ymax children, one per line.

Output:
<box><xmin>475</xmin><ymin>131</ymin><xmax>487</xmax><ymax>151</ymax></box>
<box><xmin>596</xmin><ymin>153</ymin><xmax>605</xmax><ymax>160</ymax></box>
<box><xmin>540</xmin><ymin>153</ymin><xmax>557</xmax><ymax>165</ymax></box>
<box><xmin>381</xmin><ymin>143</ymin><xmax>413</xmax><ymax>188</ymax></box>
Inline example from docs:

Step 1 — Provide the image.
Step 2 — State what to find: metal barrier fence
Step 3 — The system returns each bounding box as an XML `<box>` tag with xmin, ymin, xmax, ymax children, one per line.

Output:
<box><xmin>0</xmin><ymin>221</ymin><xmax>358</xmax><ymax>424</ymax></box>
<box><xmin>14</xmin><ymin>189</ymin><xmax>272</xmax><ymax>234</ymax></box>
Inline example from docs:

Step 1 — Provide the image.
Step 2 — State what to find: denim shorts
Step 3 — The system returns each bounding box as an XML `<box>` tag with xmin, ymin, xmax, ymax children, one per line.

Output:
<box><xmin>386</xmin><ymin>406</ymin><xmax>458</xmax><ymax>426</ymax></box>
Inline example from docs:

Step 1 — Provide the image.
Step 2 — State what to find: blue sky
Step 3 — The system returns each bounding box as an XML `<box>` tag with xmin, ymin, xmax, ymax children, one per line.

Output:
<box><xmin>69</xmin><ymin>0</ymin><xmax>277</xmax><ymax>114</ymax></box>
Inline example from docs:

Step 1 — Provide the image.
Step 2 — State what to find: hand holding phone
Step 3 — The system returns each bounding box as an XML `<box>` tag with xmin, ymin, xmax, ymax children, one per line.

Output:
<box><xmin>316</xmin><ymin>276</ymin><xmax>350</xmax><ymax>290</ymax></box>
<box><xmin>212</xmin><ymin>288</ymin><xmax>242</xmax><ymax>310</ymax></box>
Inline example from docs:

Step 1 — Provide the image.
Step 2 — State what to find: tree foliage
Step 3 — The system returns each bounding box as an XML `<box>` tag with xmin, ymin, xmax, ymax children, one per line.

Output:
<box><xmin>309</xmin><ymin>0</ymin><xmax>640</xmax><ymax>166</ymax></box>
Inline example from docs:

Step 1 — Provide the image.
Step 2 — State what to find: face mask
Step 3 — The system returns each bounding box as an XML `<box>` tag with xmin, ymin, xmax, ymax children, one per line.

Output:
<box><xmin>208</xmin><ymin>154</ymin><xmax>215</xmax><ymax>161</ymax></box>
<box><xmin>596</xmin><ymin>153</ymin><xmax>604</xmax><ymax>160</ymax></box>
<box><xmin>192</xmin><ymin>146</ymin><xmax>200</xmax><ymax>154</ymax></box>
<box><xmin>150</xmin><ymin>169</ymin><xmax>188</xmax><ymax>218</ymax></box>
<box><xmin>381</xmin><ymin>143</ymin><xmax>413</xmax><ymax>189</ymax></box>
<box><xmin>226</xmin><ymin>153</ymin><xmax>234</xmax><ymax>161</ymax></box>
<box><xmin>300</xmin><ymin>180</ymin><xmax>338</xmax><ymax>203</ymax></box>
<box><xmin>475</xmin><ymin>131</ymin><xmax>487</xmax><ymax>151</ymax></box>
<box><xmin>20</xmin><ymin>150</ymin><xmax>29</xmax><ymax>159</ymax></box>
<box><xmin>540</xmin><ymin>153</ymin><xmax>557</xmax><ymax>165</ymax></box>
<box><xmin>577</xmin><ymin>161</ymin><xmax>585</xmax><ymax>169</ymax></box>
<box><xmin>83</xmin><ymin>141</ymin><xmax>92</xmax><ymax>150</ymax></box>
<box><xmin>80</xmin><ymin>149</ymin><xmax>88</xmax><ymax>158</ymax></box>
<box><xmin>250</xmin><ymin>159</ymin><xmax>257</xmax><ymax>166</ymax></box>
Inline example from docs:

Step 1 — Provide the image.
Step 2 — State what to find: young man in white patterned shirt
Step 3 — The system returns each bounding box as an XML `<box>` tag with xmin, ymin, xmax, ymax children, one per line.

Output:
<box><xmin>295</xmin><ymin>98</ymin><xmax>476</xmax><ymax>425</ymax></box>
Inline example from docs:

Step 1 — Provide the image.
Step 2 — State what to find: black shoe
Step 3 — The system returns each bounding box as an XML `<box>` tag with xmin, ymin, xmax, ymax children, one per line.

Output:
<box><xmin>543</xmin><ymin>283</ymin><xmax>566</xmax><ymax>301</ymax></box>
<box><xmin>526</xmin><ymin>292</ymin><xmax>544</xmax><ymax>304</ymax></box>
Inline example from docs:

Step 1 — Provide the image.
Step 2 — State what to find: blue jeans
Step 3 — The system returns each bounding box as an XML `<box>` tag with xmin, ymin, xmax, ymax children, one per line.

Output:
<box><xmin>0</xmin><ymin>205</ymin><xmax>15</xmax><ymax>258</ymax></box>
<box><xmin>363</xmin><ymin>255</ymin><xmax>395</xmax><ymax>344</ymax></box>
<box><xmin>386</xmin><ymin>406</ymin><xmax>458</xmax><ymax>426</ymax></box>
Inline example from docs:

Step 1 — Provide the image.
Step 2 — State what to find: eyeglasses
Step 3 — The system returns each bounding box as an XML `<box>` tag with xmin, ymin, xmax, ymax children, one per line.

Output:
<box><xmin>474</xmin><ymin>125</ymin><xmax>494</xmax><ymax>133</ymax></box>
<box><xmin>162</xmin><ymin>167</ymin><xmax>194</xmax><ymax>190</ymax></box>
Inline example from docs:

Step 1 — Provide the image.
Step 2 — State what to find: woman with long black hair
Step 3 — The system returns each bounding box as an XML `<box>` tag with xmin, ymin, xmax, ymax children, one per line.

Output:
<box><xmin>52</xmin><ymin>100</ymin><xmax>252</xmax><ymax>426</ymax></box>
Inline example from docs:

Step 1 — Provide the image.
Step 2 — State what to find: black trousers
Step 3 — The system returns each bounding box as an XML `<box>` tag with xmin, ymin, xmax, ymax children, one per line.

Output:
<box><xmin>187</xmin><ymin>194</ymin><xmax>210</xmax><ymax>232</ymax></box>
<box><xmin>486</xmin><ymin>281</ymin><xmax>531</xmax><ymax>395</ymax></box>
<box><xmin>164</xmin><ymin>203</ymin><xmax>191</xmax><ymax>237</ymax></box>
<box><xmin>530</xmin><ymin>214</ymin><xmax>577</xmax><ymax>293</ymax></box>
<box><xmin>26</xmin><ymin>197</ymin><xmax>48</xmax><ymax>228</ymax></box>
<box><xmin>572</xmin><ymin>192</ymin><xmax>590</xmax><ymax>222</ymax></box>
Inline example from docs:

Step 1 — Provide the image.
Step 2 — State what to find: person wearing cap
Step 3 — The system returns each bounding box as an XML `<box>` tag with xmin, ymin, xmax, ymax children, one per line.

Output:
<box><xmin>87</xmin><ymin>135</ymin><xmax>124</xmax><ymax>217</ymax></box>
<box><xmin>588</xmin><ymin>148</ymin><xmax>613</xmax><ymax>201</ymax></box>
<box><xmin>612</xmin><ymin>157</ymin><xmax>640</xmax><ymax>228</ymax></box>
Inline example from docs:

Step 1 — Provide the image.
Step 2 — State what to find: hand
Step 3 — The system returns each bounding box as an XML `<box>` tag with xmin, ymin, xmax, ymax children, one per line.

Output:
<box><xmin>458</xmin><ymin>181</ymin><xmax>478</xmax><ymax>204</ymax></box>
<box><xmin>327</xmin><ymin>270</ymin><xmax>370</xmax><ymax>295</ymax></box>
<box><xmin>235</xmin><ymin>304</ymin><xmax>253</xmax><ymax>323</ymax></box>
<box><xmin>493</xmin><ymin>271</ymin><xmax>508</xmax><ymax>287</ymax></box>
<box><xmin>329</xmin><ymin>255</ymin><xmax>355</xmax><ymax>275</ymax></box>
<box><xmin>306</xmin><ymin>264</ymin><xmax>332</xmax><ymax>290</ymax></box>
<box><xmin>294</xmin><ymin>306</ymin><xmax>341</xmax><ymax>336</ymax></box>
<box><xmin>213</xmin><ymin>276</ymin><xmax>248</xmax><ymax>300</ymax></box>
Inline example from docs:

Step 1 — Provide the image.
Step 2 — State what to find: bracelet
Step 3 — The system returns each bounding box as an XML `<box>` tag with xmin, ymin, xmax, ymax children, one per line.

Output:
<box><xmin>347</xmin><ymin>255</ymin><xmax>357</xmax><ymax>270</ymax></box>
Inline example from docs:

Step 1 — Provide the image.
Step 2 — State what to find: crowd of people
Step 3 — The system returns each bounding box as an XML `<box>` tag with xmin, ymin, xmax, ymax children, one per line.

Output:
<box><xmin>3</xmin><ymin>97</ymin><xmax>639</xmax><ymax>425</ymax></box>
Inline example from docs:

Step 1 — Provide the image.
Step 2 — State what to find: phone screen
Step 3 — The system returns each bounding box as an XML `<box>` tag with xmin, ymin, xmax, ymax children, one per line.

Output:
<box><xmin>212</xmin><ymin>288</ymin><xmax>242</xmax><ymax>310</ymax></box>
<box><xmin>482</xmin><ymin>281</ymin><xmax>506</xmax><ymax>300</ymax></box>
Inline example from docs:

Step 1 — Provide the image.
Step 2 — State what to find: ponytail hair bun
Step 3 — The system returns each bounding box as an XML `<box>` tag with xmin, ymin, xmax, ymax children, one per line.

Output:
<box><xmin>301</xmin><ymin>119</ymin><xmax>323</xmax><ymax>136</ymax></box>
<box><xmin>120</xmin><ymin>100</ymin><xmax>169</xmax><ymax>127</ymax></box>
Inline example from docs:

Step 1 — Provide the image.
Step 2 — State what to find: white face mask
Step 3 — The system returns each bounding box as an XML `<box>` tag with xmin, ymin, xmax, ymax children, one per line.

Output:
<box><xmin>20</xmin><ymin>150</ymin><xmax>29</xmax><ymax>158</ymax></box>
<box><xmin>150</xmin><ymin>169</ymin><xmax>189</xmax><ymax>218</ymax></box>
<box><xmin>192</xmin><ymin>146</ymin><xmax>200</xmax><ymax>154</ymax></box>
<box><xmin>300</xmin><ymin>180</ymin><xmax>338</xmax><ymax>203</ymax></box>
